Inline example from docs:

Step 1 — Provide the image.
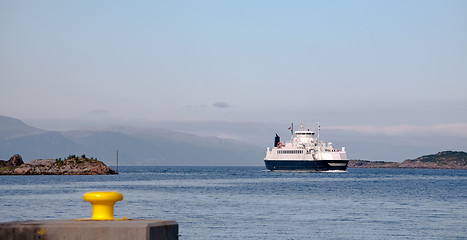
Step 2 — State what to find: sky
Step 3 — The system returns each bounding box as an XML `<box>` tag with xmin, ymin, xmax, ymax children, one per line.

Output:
<box><xmin>1</xmin><ymin>1</ymin><xmax>467</xmax><ymax>136</ymax></box>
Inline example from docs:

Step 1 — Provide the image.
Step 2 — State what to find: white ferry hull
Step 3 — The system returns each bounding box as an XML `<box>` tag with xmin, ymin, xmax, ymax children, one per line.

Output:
<box><xmin>264</xmin><ymin>160</ymin><xmax>348</xmax><ymax>171</ymax></box>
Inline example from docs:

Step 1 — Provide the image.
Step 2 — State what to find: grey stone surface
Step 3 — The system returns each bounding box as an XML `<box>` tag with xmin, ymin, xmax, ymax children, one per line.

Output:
<box><xmin>0</xmin><ymin>219</ymin><xmax>178</xmax><ymax>240</ymax></box>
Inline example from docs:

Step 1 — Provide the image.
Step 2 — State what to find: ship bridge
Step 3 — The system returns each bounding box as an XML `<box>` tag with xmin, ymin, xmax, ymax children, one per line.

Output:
<box><xmin>293</xmin><ymin>130</ymin><xmax>316</xmax><ymax>146</ymax></box>
<box><xmin>294</xmin><ymin>130</ymin><xmax>315</xmax><ymax>136</ymax></box>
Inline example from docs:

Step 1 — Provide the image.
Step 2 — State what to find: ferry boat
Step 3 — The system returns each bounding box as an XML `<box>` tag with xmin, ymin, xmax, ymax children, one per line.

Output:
<box><xmin>264</xmin><ymin>123</ymin><xmax>348</xmax><ymax>171</ymax></box>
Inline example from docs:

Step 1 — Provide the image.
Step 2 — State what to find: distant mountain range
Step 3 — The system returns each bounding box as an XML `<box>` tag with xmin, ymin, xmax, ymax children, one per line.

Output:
<box><xmin>2</xmin><ymin>115</ymin><xmax>467</xmax><ymax>165</ymax></box>
<box><xmin>0</xmin><ymin>116</ymin><xmax>264</xmax><ymax>166</ymax></box>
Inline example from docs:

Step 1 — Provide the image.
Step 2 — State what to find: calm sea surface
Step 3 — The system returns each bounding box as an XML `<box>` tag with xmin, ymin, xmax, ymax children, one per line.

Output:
<box><xmin>1</xmin><ymin>167</ymin><xmax>466</xmax><ymax>239</ymax></box>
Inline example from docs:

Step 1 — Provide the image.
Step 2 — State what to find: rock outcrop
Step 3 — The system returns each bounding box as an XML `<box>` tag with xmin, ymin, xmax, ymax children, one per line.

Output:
<box><xmin>349</xmin><ymin>151</ymin><xmax>467</xmax><ymax>170</ymax></box>
<box><xmin>0</xmin><ymin>154</ymin><xmax>24</xmax><ymax>167</ymax></box>
<box><xmin>348</xmin><ymin>160</ymin><xmax>399</xmax><ymax>169</ymax></box>
<box><xmin>0</xmin><ymin>154</ymin><xmax>117</xmax><ymax>175</ymax></box>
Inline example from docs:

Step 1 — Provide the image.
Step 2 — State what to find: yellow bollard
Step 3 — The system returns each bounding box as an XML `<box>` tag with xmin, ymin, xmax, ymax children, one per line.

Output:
<box><xmin>83</xmin><ymin>191</ymin><xmax>123</xmax><ymax>220</ymax></box>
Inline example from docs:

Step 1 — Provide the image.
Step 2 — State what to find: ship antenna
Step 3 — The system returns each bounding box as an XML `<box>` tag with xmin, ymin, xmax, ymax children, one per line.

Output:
<box><xmin>317</xmin><ymin>122</ymin><xmax>320</xmax><ymax>143</ymax></box>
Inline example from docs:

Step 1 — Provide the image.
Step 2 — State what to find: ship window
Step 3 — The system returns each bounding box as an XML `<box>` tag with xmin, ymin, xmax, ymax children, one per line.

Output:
<box><xmin>277</xmin><ymin>150</ymin><xmax>305</xmax><ymax>154</ymax></box>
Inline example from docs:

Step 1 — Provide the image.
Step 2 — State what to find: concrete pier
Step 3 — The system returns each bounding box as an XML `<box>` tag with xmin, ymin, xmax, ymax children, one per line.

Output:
<box><xmin>0</xmin><ymin>219</ymin><xmax>178</xmax><ymax>240</ymax></box>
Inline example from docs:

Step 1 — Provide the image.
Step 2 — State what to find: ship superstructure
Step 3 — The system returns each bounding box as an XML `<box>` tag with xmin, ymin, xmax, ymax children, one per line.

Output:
<box><xmin>264</xmin><ymin>123</ymin><xmax>348</xmax><ymax>171</ymax></box>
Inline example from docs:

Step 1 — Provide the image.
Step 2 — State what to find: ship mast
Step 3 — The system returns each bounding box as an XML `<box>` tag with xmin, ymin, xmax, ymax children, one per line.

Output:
<box><xmin>317</xmin><ymin>122</ymin><xmax>320</xmax><ymax>144</ymax></box>
<box><xmin>290</xmin><ymin>122</ymin><xmax>294</xmax><ymax>141</ymax></box>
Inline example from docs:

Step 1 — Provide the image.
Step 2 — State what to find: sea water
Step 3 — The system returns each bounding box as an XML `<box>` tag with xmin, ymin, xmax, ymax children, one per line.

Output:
<box><xmin>0</xmin><ymin>167</ymin><xmax>466</xmax><ymax>239</ymax></box>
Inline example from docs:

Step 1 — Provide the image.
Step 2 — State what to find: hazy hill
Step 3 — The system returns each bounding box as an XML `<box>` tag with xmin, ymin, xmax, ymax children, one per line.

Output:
<box><xmin>4</xmin><ymin>115</ymin><xmax>466</xmax><ymax>164</ymax></box>
<box><xmin>0</xmin><ymin>116</ymin><xmax>45</xmax><ymax>139</ymax></box>
<box><xmin>0</xmin><ymin>116</ymin><xmax>264</xmax><ymax>166</ymax></box>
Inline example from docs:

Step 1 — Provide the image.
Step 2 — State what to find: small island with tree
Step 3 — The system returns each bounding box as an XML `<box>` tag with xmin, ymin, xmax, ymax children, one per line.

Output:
<box><xmin>0</xmin><ymin>154</ymin><xmax>117</xmax><ymax>175</ymax></box>
<box><xmin>349</xmin><ymin>151</ymin><xmax>467</xmax><ymax>170</ymax></box>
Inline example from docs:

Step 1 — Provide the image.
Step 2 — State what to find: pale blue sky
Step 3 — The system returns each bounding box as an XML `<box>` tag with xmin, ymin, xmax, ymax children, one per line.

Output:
<box><xmin>1</xmin><ymin>0</ymin><xmax>466</xmax><ymax>129</ymax></box>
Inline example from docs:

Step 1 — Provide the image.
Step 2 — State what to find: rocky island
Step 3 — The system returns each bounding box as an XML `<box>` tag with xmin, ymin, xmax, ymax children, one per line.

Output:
<box><xmin>349</xmin><ymin>151</ymin><xmax>467</xmax><ymax>170</ymax></box>
<box><xmin>0</xmin><ymin>154</ymin><xmax>117</xmax><ymax>175</ymax></box>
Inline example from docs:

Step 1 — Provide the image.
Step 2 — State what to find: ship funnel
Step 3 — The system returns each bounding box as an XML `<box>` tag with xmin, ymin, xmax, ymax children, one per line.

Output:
<box><xmin>274</xmin><ymin>134</ymin><xmax>280</xmax><ymax>147</ymax></box>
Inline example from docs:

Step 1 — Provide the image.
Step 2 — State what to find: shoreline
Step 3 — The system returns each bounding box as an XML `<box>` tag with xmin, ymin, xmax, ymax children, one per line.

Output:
<box><xmin>0</xmin><ymin>154</ymin><xmax>117</xmax><ymax>175</ymax></box>
<box><xmin>348</xmin><ymin>151</ymin><xmax>467</xmax><ymax>170</ymax></box>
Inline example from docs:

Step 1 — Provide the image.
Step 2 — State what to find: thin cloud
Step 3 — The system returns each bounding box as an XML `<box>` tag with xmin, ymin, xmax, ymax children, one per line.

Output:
<box><xmin>329</xmin><ymin>123</ymin><xmax>467</xmax><ymax>137</ymax></box>
<box><xmin>213</xmin><ymin>102</ymin><xmax>230</xmax><ymax>109</ymax></box>
<box><xmin>88</xmin><ymin>109</ymin><xmax>110</xmax><ymax>116</ymax></box>
<box><xmin>186</xmin><ymin>104</ymin><xmax>208</xmax><ymax>109</ymax></box>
